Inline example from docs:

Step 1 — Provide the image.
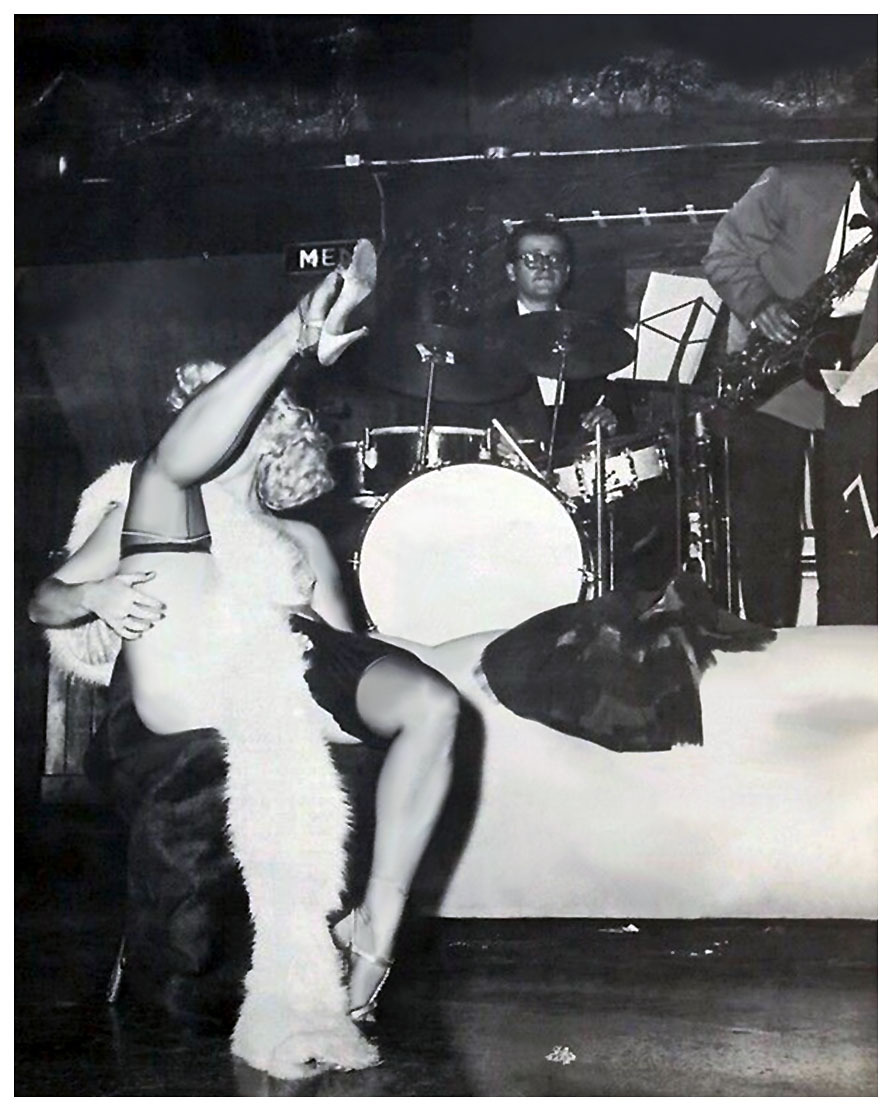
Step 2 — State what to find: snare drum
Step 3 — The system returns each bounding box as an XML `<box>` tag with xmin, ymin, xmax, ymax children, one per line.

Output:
<box><xmin>355</xmin><ymin>462</ymin><xmax>591</xmax><ymax>644</ymax></box>
<box><xmin>555</xmin><ymin>432</ymin><xmax>670</xmax><ymax>504</ymax></box>
<box><xmin>329</xmin><ymin>426</ymin><xmax>491</xmax><ymax>497</ymax></box>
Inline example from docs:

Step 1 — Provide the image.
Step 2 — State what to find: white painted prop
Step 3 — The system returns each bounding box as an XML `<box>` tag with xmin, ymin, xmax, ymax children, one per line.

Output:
<box><xmin>409</xmin><ymin>625</ymin><xmax>877</xmax><ymax>919</ymax></box>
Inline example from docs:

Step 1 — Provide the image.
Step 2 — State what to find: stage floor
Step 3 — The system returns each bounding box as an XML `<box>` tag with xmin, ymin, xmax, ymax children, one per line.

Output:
<box><xmin>15</xmin><ymin>804</ymin><xmax>877</xmax><ymax>1097</ymax></box>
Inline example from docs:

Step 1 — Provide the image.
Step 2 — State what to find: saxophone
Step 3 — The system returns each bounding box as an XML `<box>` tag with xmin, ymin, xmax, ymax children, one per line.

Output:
<box><xmin>685</xmin><ymin>230</ymin><xmax>877</xmax><ymax>608</ymax></box>
<box><xmin>716</xmin><ymin>232</ymin><xmax>877</xmax><ymax>411</ymax></box>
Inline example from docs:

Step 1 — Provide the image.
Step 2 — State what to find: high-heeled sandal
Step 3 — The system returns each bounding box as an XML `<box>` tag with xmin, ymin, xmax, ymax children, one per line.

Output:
<box><xmin>330</xmin><ymin>907</ymin><xmax>393</xmax><ymax>1024</ymax></box>
<box><xmin>316</xmin><ymin>239</ymin><xmax>377</xmax><ymax>366</ymax></box>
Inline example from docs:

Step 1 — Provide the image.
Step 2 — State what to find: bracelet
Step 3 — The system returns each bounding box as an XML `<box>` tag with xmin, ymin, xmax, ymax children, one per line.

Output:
<box><xmin>293</xmin><ymin>316</ymin><xmax>325</xmax><ymax>356</ymax></box>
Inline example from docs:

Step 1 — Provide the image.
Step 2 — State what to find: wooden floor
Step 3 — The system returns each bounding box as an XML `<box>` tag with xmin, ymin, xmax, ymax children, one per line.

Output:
<box><xmin>15</xmin><ymin>804</ymin><xmax>877</xmax><ymax>1097</ymax></box>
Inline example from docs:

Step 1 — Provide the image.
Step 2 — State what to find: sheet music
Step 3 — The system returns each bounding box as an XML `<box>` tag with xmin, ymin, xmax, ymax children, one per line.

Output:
<box><xmin>610</xmin><ymin>272</ymin><xmax>722</xmax><ymax>384</ymax></box>
<box><xmin>821</xmin><ymin>344</ymin><xmax>878</xmax><ymax>408</ymax></box>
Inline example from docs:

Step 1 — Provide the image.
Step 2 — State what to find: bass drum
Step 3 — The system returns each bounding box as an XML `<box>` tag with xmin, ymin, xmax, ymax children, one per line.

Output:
<box><xmin>356</xmin><ymin>463</ymin><xmax>590</xmax><ymax>645</ymax></box>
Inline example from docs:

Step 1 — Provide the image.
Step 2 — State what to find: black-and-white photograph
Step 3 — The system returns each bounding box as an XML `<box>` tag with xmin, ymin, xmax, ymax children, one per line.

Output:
<box><xmin>14</xmin><ymin>13</ymin><xmax>877</xmax><ymax>1098</ymax></box>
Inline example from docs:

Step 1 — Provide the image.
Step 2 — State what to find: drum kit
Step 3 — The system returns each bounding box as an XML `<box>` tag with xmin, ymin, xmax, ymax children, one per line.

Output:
<box><xmin>327</xmin><ymin>311</ymin><xmax>704</xmax><ymax>645</ymax></box>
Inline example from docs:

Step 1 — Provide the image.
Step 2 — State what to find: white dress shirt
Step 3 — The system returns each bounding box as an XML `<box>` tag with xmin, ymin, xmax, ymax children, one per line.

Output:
<box><xmin>517</xmin><ymin>300</ymin><xmax>566</xmax><ymax>406</ymax></box>
<box><xmin>825</xmin><ymin>182</ymin><xmax>877</xmax><ymax>319</ymax></box>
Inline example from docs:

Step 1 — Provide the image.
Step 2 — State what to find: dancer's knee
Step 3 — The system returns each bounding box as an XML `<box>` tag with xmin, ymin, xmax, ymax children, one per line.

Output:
<box><xmin>407</xmin><ymin>673</ymin><xmax>460</xmax><ymax>736</ymax></box>
<box><xmin>356</xmin><ymin>658</ymin><xmax>459</xmax><ymax>743</ymax></box>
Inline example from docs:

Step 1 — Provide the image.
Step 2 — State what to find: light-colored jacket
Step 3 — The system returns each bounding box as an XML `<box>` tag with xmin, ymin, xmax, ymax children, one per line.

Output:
<box><xmin>703</xmin><ymin>163</ymin><xmax>876</xmax><ymax>428</ymax></box>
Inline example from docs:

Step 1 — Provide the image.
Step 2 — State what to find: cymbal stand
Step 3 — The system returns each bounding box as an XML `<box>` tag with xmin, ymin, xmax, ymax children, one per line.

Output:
<box><xmin>593</xmin><ymin>421</ymin><xmax>609</xmax><ymax>597</ymax></box>
<box><xmin>413</xmin><ymin>341</ymin><xmax>454</xmax><ymax>471</ymax></box>
<box><xmin>685</xmin><ymin>411</ymin><xmax>715</xmax><ymax>586</ymax></box>
<box><xmin>545</xmin><ymin>325</ymin><xmax>571</xmax><ymax>475</ymax></box>
<box><xmin>719</xmin><ymin>433</ymin><xmax>736</xmax><ymax>611</ymax></box>
<box><xmin>715</xmin><ymin>363</ymin><xmax>739</xmax><ymax>613</ymax></box>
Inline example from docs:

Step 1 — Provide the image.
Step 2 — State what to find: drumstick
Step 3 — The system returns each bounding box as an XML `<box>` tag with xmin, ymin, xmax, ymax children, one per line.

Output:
<box><xmin>491</xmin><ymin>419</ymin><xmax>546</xmax><ymax>480</ymax></box>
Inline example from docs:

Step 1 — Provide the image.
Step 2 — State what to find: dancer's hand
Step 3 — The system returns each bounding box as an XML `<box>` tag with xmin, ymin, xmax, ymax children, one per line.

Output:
<box><xmin>84</xmin><ymin>570</ymin><xmax>165</xmax><ymax>640</ymax></box>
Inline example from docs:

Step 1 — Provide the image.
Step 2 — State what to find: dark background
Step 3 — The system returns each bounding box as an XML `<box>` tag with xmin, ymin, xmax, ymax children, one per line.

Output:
<box><xmin>15</xmin><ymin>15</ymin><xmax>877</xmax><ymax>821</ymax></box>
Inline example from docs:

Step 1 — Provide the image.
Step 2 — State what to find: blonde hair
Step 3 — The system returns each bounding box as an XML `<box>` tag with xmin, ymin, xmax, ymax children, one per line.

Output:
<box><xmin>166</xmin><ymin>360</ymin><xmax>334</xmax><ymax>509</ymax></box>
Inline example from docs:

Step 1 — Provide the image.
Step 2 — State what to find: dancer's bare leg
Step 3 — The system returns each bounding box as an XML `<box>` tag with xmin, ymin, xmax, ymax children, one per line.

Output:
<box><xmin>119</xmin><ymin>247</ymin><xmax>375</xmax><ymax>733</ymax></box>
<box><xmin>334</xmin><ymin>657</ymin><xmax>459</xmax><ymax>1014</ymax></box>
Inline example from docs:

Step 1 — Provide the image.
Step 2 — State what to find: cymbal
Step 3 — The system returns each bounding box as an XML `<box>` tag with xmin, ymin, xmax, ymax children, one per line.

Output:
<box><xmin>368</xmin><ymin>321</ymin><xmax>530</xmax><ymax>403</ymax></box>
<box><xmin>490</xmin><ymin>310</ymin><xmax>637</xmax><ymax>380</ymax></box>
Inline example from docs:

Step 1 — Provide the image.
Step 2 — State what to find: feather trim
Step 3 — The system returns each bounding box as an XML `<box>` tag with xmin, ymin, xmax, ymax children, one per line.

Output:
<box><xmin>44</xmin><ymin>462</ymin><xmax>133</xmax><ymax>686</ymax></box>
<box><xmin>46</xmin><ymin>464</ymin><xmax>373</xmax><ymax>1076</ymax></box>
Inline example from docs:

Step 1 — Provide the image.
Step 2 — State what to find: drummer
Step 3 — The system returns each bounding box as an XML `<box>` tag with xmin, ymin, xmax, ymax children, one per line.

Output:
<box><xmin>486</xmin><ymin>217</ymin><xmax>638</xmax><ymax>449</ymax></box>
<box><xmin>490</xmin><ymin>220</ymin><xmax>676</xmax><ymax>593</ymax></box>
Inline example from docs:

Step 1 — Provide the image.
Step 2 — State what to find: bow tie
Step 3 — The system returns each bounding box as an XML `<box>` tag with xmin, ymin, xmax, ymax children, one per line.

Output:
<box><xmin>848</xmin><ymin>213</ymin><xmax>873</xmax><ymax>231</ymax></box>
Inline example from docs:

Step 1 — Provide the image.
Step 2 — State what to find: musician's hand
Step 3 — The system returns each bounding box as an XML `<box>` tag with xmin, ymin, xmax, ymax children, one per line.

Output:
<box><xmin>494</xmin><ymin>425</ymin><xmax>534</xmax><ymax>462</ymax></box>
<box><xmin>751</xmin><ymin>301</ymin><xmax>799</xmax><ymax>345</ymax></box>
<box><xmin>83</xmin><ymin>570</ymin><xmax>165</xmax><ymax>640</ymax></box>
<box><xmin>580</xmin><ymin>404</ymin><xmax>618</xmax><ymax>436</ymax></box>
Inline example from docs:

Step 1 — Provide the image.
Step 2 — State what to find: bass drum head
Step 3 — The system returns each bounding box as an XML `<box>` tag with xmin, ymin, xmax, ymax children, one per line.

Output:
<box><xmin>357</xmin><ymin>463</ymin><xmax>587</xmax><ymax>644</ymax></box>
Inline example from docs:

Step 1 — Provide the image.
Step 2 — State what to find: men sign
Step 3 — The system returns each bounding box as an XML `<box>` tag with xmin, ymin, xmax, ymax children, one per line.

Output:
<box><xmin>284</xmin><ymin>241</ymin><xmax>357</xmax><ymax>274</ymax></box>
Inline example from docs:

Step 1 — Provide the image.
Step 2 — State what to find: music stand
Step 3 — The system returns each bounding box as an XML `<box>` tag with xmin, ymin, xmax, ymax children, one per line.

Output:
<box><xmin>629</xmin><ymin>293</ymin><xmax>724</xmax><ymax>586</ymax></box>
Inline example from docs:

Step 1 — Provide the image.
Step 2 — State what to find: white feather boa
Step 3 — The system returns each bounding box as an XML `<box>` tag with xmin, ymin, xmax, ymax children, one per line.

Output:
<box><xmin>47</xmin><ymin>464</ymin><xmax>378</xmax><ymax>1078</ymax></box>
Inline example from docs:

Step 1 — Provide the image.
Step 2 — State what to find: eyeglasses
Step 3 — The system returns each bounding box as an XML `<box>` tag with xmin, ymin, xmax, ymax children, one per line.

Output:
<box><xmin>515</xmin><ymin>251</ymin><xmax>569</xmax><ymax>271</ymax></box>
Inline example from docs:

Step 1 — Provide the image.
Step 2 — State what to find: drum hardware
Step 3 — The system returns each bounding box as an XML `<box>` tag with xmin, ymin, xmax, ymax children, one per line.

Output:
<box><xmin>683</xmin><ymin>412</ymin><xmax>715</xmax><ymax>585</ymax></box>
<box><xmin>677</xmin><ymin>409</ymin><xmax>739</xmax><ymax>609</ymax></box>
<box><xmin>718</xmin><ymin>427</ymin><xmax>736</xmax><ymax>613</ymax></box>
<box><xmin>545</xmin><ymin>323</ymin><xmax>571</xmax><ymax>475</ymax></box>
<box><xmin>490</xmin><ymin>418</ymin><xmax>546</xmax><ymax>482</ymax></box>
<box><xmin>413</xmin><ymin>339</ymin><xmax>454</xmax><ymax>471</ymax></box>
<box><xmin>331</xmin><ymin>426</ymin><xmax>491</xmax><ymax>498</ymax></box>
<box><xmin>552</xmin><ymin>431</ymin><xmax>672</xmax><ymax>505</ymax></box>
<box><xmin>492</xmin><ymin>309</ymin><xmax>638</xmax><ymax>475</ymax></box>
<box><xmin>358</xmin><ymin>427</ymin><xmax>375</xmax><ymax>477</ymax></box>
<box><xmin>544</xmin><ymin>423</ymin><xmax>612</xmax><ymax>598</ymax></box>
<box><xmin>592</xmin><ymin>421</ymin><xmax>609</xmax><ymax>597</ymax></box>
<box><xmin>368</xmin><ymin>321</ymin><xmax>528</xmax><ymax>404</ymax></box>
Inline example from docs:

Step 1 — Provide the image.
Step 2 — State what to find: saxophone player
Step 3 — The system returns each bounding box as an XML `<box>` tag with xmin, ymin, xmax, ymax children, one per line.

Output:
<box><xmin>703</xmin><ymin>142</ymin><xmax>877</xmax><ymax>627</ymax></box>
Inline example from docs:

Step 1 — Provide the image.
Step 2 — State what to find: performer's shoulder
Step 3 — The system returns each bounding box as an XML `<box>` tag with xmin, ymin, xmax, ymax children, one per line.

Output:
<box><xmin>482</xmin><ymin>297</ymin><xmax>520</xmax><ymax>322</ymax></box>
<box><xmin>753</xmin><ymin>162</ymin><xmax>853</xmax><ymax>197</ymax></box>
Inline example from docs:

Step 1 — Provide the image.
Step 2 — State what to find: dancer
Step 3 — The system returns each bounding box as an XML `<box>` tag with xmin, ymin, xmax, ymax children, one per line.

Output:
<box><xmin>30</xmin><ymin>243</ymin><xmax>460</xmax><ymax>1077</ymax></box>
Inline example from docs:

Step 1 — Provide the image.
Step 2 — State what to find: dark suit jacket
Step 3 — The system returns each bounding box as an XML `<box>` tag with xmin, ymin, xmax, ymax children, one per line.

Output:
<box><xmin>436</xmin><ymin>298</ymin><xmax>637</xmax><ymax>446</ymax></box>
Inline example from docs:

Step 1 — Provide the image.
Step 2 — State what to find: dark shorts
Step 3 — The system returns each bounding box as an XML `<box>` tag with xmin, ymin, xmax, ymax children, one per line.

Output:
<box><xmin>289</xmin><ymin>615</ymin><xmax>427</xmax><ymax>750</ymax></box>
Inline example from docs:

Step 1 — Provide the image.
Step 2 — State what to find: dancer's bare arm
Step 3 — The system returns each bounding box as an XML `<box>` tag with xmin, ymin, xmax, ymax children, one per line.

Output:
<box><xmin>277</xmin><ymin>519</ymin><xmax>354</xmax><ymax>632</ymax></box>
